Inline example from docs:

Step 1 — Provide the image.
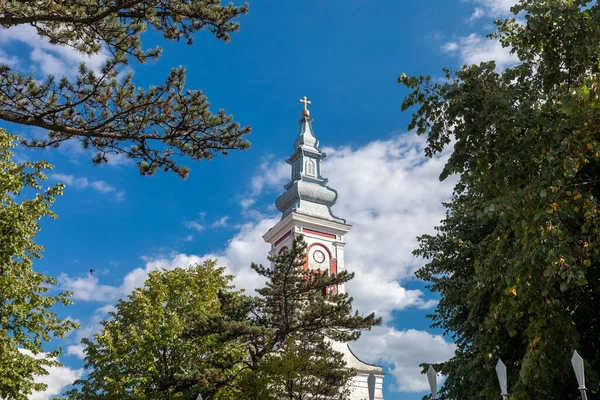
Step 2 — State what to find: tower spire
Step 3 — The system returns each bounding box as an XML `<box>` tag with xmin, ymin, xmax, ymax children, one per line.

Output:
<box><xmin>294</xmin><ymin>96</ymin><xmax>318</xmax><ymax>152</ymax></box>
<box><xmin>274</xmin><ymin>98</ymin><xmax>344</xmax><ymax>223</ymax></box>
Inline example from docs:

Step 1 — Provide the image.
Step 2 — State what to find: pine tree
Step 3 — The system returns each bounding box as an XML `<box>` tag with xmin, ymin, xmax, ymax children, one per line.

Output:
<box><xmin>237</xmin><ymin>236</ymin><xmax>381</xmax><ymax>399</ymax></box>
<box><xmin>249</xmin><ymin>338</ymin><xmax>352</xmax><ymax>400</ymax></box>
<box><xmin>0</xmin><ymin>1</ymin><xmax>250</xmax><ymax>177</ymax></box>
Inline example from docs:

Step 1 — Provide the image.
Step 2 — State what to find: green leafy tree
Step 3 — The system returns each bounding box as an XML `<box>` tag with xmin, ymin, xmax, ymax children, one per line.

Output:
<box><xmin>400</xmin><ymin>0</ymin><xmax>600</xmax><ymax>398</ymax></box>
<box><xmin>0</xmin><ymin>0</ymin><xmax>250</xmax><ymax>178</ymax></box>
<box><xmin>0</xmin><ymin>129</ymin><xmax>78</xmax><ymax>399</ymax></box>
<box><xmin>221</xmin><ymin>236</ymin><xmax>380</xmax><ymax>399</ymax></box>
<box><xmin>66</xmin><ymin>261</ymin><xmax>246</xmax><ymax>399</ymax></box>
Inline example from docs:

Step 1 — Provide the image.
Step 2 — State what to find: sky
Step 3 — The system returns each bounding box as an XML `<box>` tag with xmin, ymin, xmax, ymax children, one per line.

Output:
<box><xmin>1</xmin><ymin>0</ymin><xmax>521</xmax><ymax>398</ymax></box>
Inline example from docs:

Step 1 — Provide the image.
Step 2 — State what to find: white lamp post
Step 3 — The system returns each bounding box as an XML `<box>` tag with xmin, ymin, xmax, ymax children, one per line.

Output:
<box><xmin>571</xmin><ymin>350</ymin><xmax>588</xmax><ymax>400</ymax></box>
<box><xmin>368</xmin><ymin>371</ymin><xmax>376</xmax><ymax>400</ymax></box>
<box><xmin>427</xmin><ymin>365</ymin><xmax>438</xmax><ymax>400</ymax></box>
<box><xmin>495</xmin><ymin>359</ymin><xmax>509</xmax><ymax>400</ymax></box>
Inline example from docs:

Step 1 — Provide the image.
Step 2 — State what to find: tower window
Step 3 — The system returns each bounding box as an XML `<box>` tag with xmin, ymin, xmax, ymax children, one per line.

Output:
<box><xmin>306</xmin><ymin>159</ymin><xmax>316</xmax><ymax>176</ymax></box>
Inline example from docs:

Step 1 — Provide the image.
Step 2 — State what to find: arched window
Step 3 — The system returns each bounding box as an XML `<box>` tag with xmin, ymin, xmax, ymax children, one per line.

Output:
<box><xmin>305</xmin><ymin>159</ymin><xmax>315</xmax><ymax>177</ymax></box>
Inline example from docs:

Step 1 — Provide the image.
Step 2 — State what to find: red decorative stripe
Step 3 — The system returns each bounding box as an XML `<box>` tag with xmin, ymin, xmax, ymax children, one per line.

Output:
<box><xmin>274</xmin><ymin>230</ymin><xmax>292</xmax><ymax>246</ymax></box>
<box><xmin>302</xmin><ymin>228</ymin><xmax>336</xmax><ymax>239</ymax></box>
<box><xmin>329</xmin><ymin>259</ymin><xmax>338</xmax><ymax>295</ymax></box>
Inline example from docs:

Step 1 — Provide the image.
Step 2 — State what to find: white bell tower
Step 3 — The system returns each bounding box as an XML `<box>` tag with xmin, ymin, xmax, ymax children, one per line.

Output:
<box><xmin>262</xmin><ymin>97</ymin><xmax>385</xmax><ymax>400</ymax></box>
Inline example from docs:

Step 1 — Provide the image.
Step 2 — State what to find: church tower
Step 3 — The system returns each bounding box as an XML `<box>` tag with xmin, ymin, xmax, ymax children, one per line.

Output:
<box><xmin>262</xmin><ymin>97</ymin><xmax>385</xmax><ymax>400</ymax></box>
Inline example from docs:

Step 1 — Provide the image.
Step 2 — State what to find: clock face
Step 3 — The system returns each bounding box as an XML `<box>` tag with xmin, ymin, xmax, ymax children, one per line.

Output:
<box><xmin>313</xmin><ymin>250</ymin><xmax>326</xmax><ymax>264</ymax></box>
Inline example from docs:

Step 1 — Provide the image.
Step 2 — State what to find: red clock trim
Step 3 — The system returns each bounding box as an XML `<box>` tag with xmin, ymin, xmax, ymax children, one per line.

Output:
<box><xmin>306</xmin><ymin>242</ymin><xmax>333</xmax><ymax>258</ymax></box>
<box><xmin>302</xmin><ymin>228</ymin><xmax>336</xmax><ymax>239</ymax></box>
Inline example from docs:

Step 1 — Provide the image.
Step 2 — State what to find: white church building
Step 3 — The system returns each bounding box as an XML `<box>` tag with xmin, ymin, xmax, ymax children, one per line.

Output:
<box><xmin>262</xmin><ymin>98</ymin><xmax>385</xmax><ymax>400</ymax></box>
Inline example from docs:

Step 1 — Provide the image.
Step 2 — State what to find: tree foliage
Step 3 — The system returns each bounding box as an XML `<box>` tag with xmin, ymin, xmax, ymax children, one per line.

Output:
<box><xmin>66</xmin><ymin>261</ymin><xmax>246</xmax><ymax>399</ymax></box>
<box><xmin>232</xmin><ymin>236</ymin><xmax>380</xmax><ymax>399</ymax></box>
<box><xmin>68</xmin><ymin>237</ymin><xmax>379</xmax><ymax>399</ymax></box>
<box><xmin>247</xmin><ymin>337</ymin><xmax>352</xmax><ymax>400</ymax></box>
<box><xmin>0</xmin><ymin>129</ymin><xmax>77</xmax><ymax>399</ymax></box>
<box><xmin>402</xmin><ymin>0</ymin><xmax>600</xmax><ymax>398</ymax></box>
<box><xmin>0</xmin><ymin>0</ymin><xmax>250</xmax><ymax>178</ymax></box>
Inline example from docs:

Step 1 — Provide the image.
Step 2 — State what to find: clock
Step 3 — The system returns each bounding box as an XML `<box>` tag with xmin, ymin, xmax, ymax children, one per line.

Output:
<box><xmin>313</xmin><ymin>250</ymin><xmax>326</xmax><ymax>264</ymax></box>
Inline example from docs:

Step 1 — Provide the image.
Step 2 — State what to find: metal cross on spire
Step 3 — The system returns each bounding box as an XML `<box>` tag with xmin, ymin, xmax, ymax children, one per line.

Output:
<box><xmin>300</xmin><ymin>96</ymin><xmax>311</xmax><ymax>117</ymax></box>
<box><xmin>300</xmin><ymin>96</ymin><xmax>311</xmax><ymax>110</ymax></box>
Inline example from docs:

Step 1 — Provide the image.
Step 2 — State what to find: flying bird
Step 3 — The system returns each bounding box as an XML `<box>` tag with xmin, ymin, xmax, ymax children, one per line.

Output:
<box><xmin>89</xmin><ymin>269</ymin><xmax>95</xmax><ymax>275</ymax></box>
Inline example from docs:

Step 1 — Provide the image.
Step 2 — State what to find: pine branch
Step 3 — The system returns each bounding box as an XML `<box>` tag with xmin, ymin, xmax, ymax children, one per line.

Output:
<box><xmin>0</xmin><ymin>0</ymin><xmax>250</xmax><ymax>177</ymax></box>
<box><xmin>0</xmin><ymin>64</ymin><xmax>250</xmax><ymax>177</ymax></box>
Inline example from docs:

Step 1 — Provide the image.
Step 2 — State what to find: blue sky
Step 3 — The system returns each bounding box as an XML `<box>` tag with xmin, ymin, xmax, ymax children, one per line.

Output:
<box><xmin>1</xmin><ymin>0</ymin><xmax>520</xmax><ymax>398</ymax></box>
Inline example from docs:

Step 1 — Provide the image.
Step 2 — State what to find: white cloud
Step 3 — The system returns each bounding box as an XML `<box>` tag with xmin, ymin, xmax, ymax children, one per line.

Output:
<box><xmin>159</xmin><ymin>219</ymin><xmax>276</xmax><ymax>294</ymax></box>
<box><xmin>58</xmin><ymin>274</ymin><xmax>121</xmax><ymax>302</ymax></box>
<box><xmin>184</xmin><ymin>221</ymin><xmax>204</xmax><ymax>232</ymax></box>
<box><xmin>90</xmin><ymin>180</ymin><xmax>116</xmax><ymax>193</ymax></box>
<box><xmin>0</xmin><ymin>25</ymin><xmax>108</xmax><ymax>77</ymax></box>
<box><xmin>59</xmin><ymin>218</ymin><xmax>275</xmax><ymax>302</ymax></box>
<box><xmin>352</xmin><ymin>327</ymin><xmax>456</xmax><ymax>392</ymax></box>
<box><xmin>211</xmin><ymin>216</ymin><xmax>230</xmax><ymax>228</ymax></box>
<box><xmin>441</xmin><ymin>42</ymin><xmax>459</xmax><ymax>53</ymax></box>
<box><xmin>66</xmin><ymin>344</ymin><xmax>86</xmax><ymax>360</ymax></box>
<box><xmin>239</xmin><ymin>198</ymin><xmax>256</xmax><ymax>210</ymax></box>
<box><xmin>114</xmin><ymin>191</ymin><xmax>125</xmax><ymax>202</ymax></box>
<box><xmin>442</xmin><ymin>33</ymin><xmax>519</xmax><ymax>71</ymax></box>
<box><xmin>249</xmin><ymin>157</ymin><xmax>288</xmax><ymax>196</ymax></box>
<box><xmin>96</xmin><ymin>304</ymin><xmax>117</xmax><ymax>314</ymax></box>
<box><xmin>103</xmin><ymin>151</ymin><xmax>134</xmax><ymax>166</ymax></box>
<box><xmin>49</xmin><ymin>173</ymin><xmax>88</xmax><ymax>188</ymax></box>
<box><xmin>65</xmin><ymin>304</ymin><xmax>117</xmax><ymax>360</ymax></box>
<box><xmin>469</xmin><ymin>7</ymin><xmax>486</xmax><ymax>21</ymax></box>
<box><xmin>0</xmin><ymin>48</ymin><xmax>19</xmax><ymax>67</ymax></box>
<box><xmin>17</xmin><ymin>349</ymin><xmax>83</xmax><ymax>400</ymax></box>
<box><xmin>49</xmin><ymin>173</ymin><xmax>124</xmax><ymax>202</ymax></box>
<box><xmin>347</xmin><ymin>268</ymin><xmax>437</xmax><ymax>319</ymax></box>
<box><xmin>469</xmin><ymin>0</ymin><xmax>515</xmax><ymax>19</ymax></box>
<box><xmin>30</xmin><ymin>47</ymin><xmax>66</xmax><ymax>77</ymax></box>
<box><xmin>185</xmin><ymin>213</ymin><xmax>231</xmax><ymax>233</ymax></box>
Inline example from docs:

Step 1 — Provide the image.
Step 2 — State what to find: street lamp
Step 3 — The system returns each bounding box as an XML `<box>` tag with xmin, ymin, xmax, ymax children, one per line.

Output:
<box><xmin>495</xmin><ymin>359</ymin><xmax>509</xmax><ymax>400</ymax></box>
<box><xmin>571</xmin><ymin>350</ymin><xmax>588</xmax><ymax>400</ymax></box>
<box><xmin>368</xmin><ymin>371</ymin><xmax>375</xmax><ymax>400</ymax></box>
<box><xmin>427</xmin><ymin>365</ymin><xmax>438</xmax><ymax>400</ymax></box>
